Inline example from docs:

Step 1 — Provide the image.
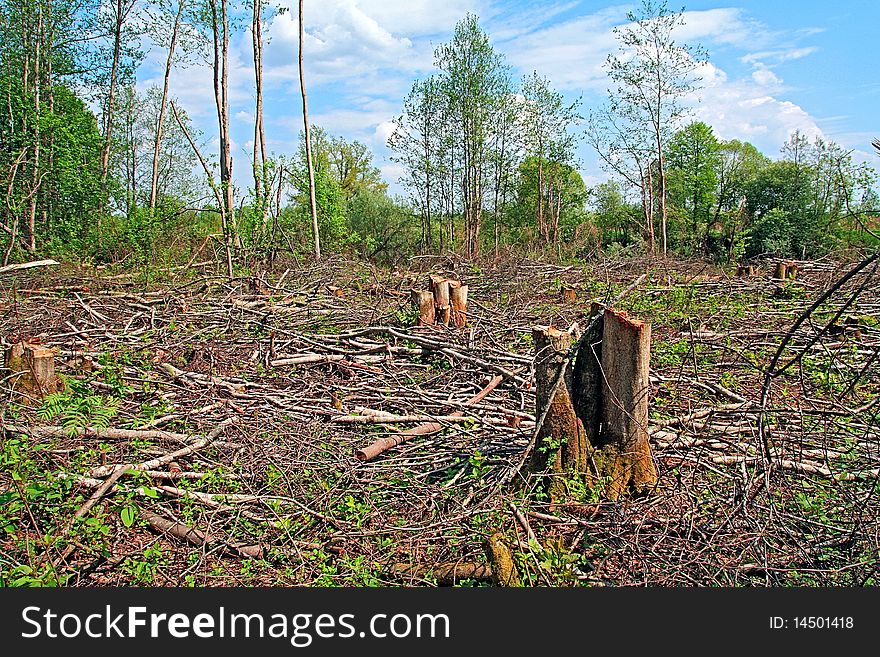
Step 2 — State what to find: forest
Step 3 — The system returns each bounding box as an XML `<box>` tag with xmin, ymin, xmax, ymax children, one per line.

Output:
<box><xmin>1</xmin><ymin>0</ymin><xmax>880</xmax><ymax>588</ymax></box>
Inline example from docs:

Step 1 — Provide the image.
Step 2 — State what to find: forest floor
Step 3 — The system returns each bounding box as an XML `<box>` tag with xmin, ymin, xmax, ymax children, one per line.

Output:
<box><xmin>1</xmin><ymin>252</ymin><xmax>879</xmax><ymax>587</ymax></box>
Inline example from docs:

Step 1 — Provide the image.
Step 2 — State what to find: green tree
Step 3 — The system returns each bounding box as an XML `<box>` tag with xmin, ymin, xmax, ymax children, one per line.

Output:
<box><xmin>665</xmin><ymin>121</ymin><xmax>720</xmax><ymax>254</ymax></box>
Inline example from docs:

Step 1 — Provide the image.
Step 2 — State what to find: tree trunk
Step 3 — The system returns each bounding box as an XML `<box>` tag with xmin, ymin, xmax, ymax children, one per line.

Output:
<box><xmin>298</xmin><ymin>0</ymin><xmax>320</xmax><ymax>260</ymax></box>
<box><xmin>99</xmin><ymin>0</ymin><xmax>125</xmax><ymax>217</ymax></box>
<box><xmin>150</xmin><ymin>0</ymin><xmax>185</xmax><ymax>212</ymax></box>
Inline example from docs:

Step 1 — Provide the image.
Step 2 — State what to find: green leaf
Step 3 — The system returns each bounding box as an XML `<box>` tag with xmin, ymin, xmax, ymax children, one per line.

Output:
<box><xmin>120</xmin><ymin>505</ymin><xmax>137</xmax><ymax>527</ymax></box>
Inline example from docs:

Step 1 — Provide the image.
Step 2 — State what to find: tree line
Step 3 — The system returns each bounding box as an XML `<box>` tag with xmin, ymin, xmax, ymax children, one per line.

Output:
<box><xmin>0</xmin><ymin>0</ymin><xmax>876</xmax><ymax>272</ymax></box>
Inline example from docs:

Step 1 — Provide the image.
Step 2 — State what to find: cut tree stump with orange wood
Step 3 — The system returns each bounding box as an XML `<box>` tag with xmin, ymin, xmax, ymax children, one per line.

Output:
<box><xmin>526</xmin><ymin>307</ymin><xmax>658</xmax><ymax>501</ymax></box>
<box><xmin>431</xmin><ymin>275</ymin><xmax>451</xmax><ymax>325</ymax></box>
<box><xmin>4</xmin><ymin>340</ymin><xmax>60</xmax><ymax>397</ymax></box>
<box><xmin>411</xmin><ymin>289</ymin><xmax>435</xmax><ymax>326</ymax></box>
<box><xmin>410</xmin><ymin>276</ymin><xmax>469</xmax><ymax>327</ymax></box>
<box><xmin>449</xmin><ymin>281</ymin><xmax>468</xmax><ymax>327</ymax></box>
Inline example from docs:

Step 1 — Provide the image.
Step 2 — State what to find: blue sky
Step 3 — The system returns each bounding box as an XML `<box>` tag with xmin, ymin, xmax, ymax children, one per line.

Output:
<box><xmin>137</xmin><ymin>0</ymin><xmax>880</xmax><ymax>196</ymax></box>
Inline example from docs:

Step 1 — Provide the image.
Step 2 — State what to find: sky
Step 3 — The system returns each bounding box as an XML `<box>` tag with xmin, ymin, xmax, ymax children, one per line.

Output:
<box><xmin>136</xmin><ymin>0</ymin><xmax>880</xmax><ymax>197</ymax></box>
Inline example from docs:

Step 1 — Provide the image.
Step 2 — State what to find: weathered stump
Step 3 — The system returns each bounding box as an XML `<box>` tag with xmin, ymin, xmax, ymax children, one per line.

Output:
<box><xmin>449</xmin><ymin>281</ymin><xmax>468</xmax><ymax>327</ymax></box>
<box><xmin>773</xmin><ymin>262</ymin><xmax>787</xmax><ymax>280</ymax></box>
<box><xmin>561</xmin><ymin>286</ymin><xmax>577</xmax><ymax>302</ymax></box>
<box><xmin>483</xmin><ymin>532</ymin><xmax>520</xmax><ymax>587</ymax></box>
<box><xmin>785</xmin><ymin>263</ymin><xmax>799</xmax><ymax>280</ymax></box>
<box><xmin>595</xmin><ymin>309</ymin><xmax>657</xmax><ymax>499</ymax></box>
<box><xmin>411</xmin><ymin>289</ymin><xmax>435</xmax><ymax>326</ymax></box>
<box><xmin>527</xmin><ymin>307</ymin><xmax>658</xmax><ymax>501</ymax></box>
<box><xmin>530</xmin><ymin>326</ymin><xmax>589</xmax><ymax>500</ymax></box>
<box><xmin>736</xmin><ymin>264</ymin><xmax>755</xmax><ymax>277</ymax></box>
<box><xmin>5</xmin><ymin>340</ymin><xmax>59</xmax><ymax>397</ymax></box>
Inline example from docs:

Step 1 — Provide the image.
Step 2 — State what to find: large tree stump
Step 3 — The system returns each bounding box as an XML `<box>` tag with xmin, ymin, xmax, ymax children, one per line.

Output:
<box><xmin>5</xmin><ymin>340</ymin><xmax>59</xmax><ymax>397</ymax></box>
<box><xmin>595</xmin><ymin>309</ymin><xmax>657</xmax><ymax>499</ymax></box>
<box><xmin>773</xmin><ymin>262</ymin><xmax>787</xmax><ymax>280</ymax></box>
<box><xmin>527</xmin><ymin>308</ymin><xmax>658</xmax><ymax>501</ymax></box>
<box><xmin>431</xmin><ymin>275</ymin><xmax>451</xmax><ymax>325</ymax></box>
<box><xmin>449</xmin><ymin>281</ymin><xmax>468</xmax><ymax>327</ymax></box>
<box><xmin>411</xmin><ymin>289</ymin><xmax>435</xmax><ymax>326</ymax></box>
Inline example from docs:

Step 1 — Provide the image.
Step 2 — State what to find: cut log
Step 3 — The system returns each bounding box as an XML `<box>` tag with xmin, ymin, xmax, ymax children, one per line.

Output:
<box><xmin>0</xmin><ymin>259</ymin><xmax>59</xmax><ymax>276</ymax></box>
<box><xmin>411</xmin><ymin>289</ymin><xmax>435</xmax><ymax>326</ymax></box>
<box><xmin>449</xmin><ymin>281</ymin><xmax>468</xmax><ymax>327</ymax></box>
<box><xmin>355</xmin><ymin>374</ymin><xmax>503</xmax><ymax>461</ymax></box>
<box><xmin>4</xmin><ymin>340</ymin><xmax>59</xmax><ymax>397</ymax></box>
<box><xmin>596</xmin><ymin>309</ymin><xmax>658</xmax><ymax>499</ymax></box>
<box><xmin>389</xmin><ymin>562</ymin><xmax>492</xmax><ymax>585</ymax></box>
<box><xmin>773</xmin><ymin>262</ymin><xmax>787</xmax><ymax>280</ymax></box>
<box><xmin>431</xmin><ymin>275</ymin><xmax>451</xmax><ymax>325</ymax></box>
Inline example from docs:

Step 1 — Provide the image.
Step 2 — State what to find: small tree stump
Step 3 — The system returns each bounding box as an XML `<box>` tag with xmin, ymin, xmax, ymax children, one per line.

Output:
<box><xmin>411</xmin><ymin>289</ymin><xmax>435</xmax><ymax>326</ymax></box>
<box><xmin>449</xmin><ymin>281</ymin><xmax>468</xmax><ymax>327</ymax></box>
<box><xmin>5</xmin><ymin>341</ymin><xmax>59</xmax><ymax>397</ymax></box>
<box><xmin>773</xmin><ymin>262</ymin><xmax>787</xmax><ymax>280</ymax></box>
<box><xmin>736</xmin><ymin>265</ymin><xmax>755</xmax><ymax>277</ymax></box>
<box><xmin>785</xmin><ymin>263</ymin><xmax>799</xmax><ymax>280</ymax></box>
<box><xmin>484</xmin><ymin>533</ymin><xmax>520</xmax><ymax>587</ymax></box>
<box><xmin>561</xmin><ymin>286</ymin><xmax>577</xmax><ymax>302</ymax></box>
<box><xmin>431</xmin><ymin>276</ymin><xmax>451</xmax><ymax>325</ymax></box>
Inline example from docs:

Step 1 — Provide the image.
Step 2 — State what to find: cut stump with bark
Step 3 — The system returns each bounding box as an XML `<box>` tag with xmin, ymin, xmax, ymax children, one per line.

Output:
<box><xmin>409</xmin><ymin>276</ymin><xmax>468</xmax><ymax>328</ymax></box>
<box><xmin>4</xmin><ymin>340</ymin><xmax>60</xmax><ymax>397</ymax></box>
<box><xmin>449</xmin><ymin>281</ymin><xmax>469</xmax><ymax>327</ymax></box>
<box><xmin>431</xmin><ymin>275</ymin><xmax>451</xmax><ymax>325</ymax></box>
<box><xmin>527</xmin><ymin>307</ymin><xmax>658</xmax><ymax>501</ymax></box>
<box><xmin>773</xmin><ymin>262</ymin><xmax>788</xmax><ymax>280</ymax></box>
<box><xmin>411</xmin><ymin>289</ymin><xmax>435</xmax><ymax>326</ymax></box>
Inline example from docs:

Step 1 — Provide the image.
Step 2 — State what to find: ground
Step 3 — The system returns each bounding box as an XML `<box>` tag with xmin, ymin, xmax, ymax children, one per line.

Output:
<box><xmin>1</xmin><ymin>252</ymin><xmax>878</xmax><ymax>587</ymax></box>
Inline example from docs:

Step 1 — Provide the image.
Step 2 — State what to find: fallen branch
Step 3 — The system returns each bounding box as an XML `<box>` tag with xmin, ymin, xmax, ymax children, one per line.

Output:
<box><xmin>355</xmin><ymin>374</ymin><xmax>504</xmax><ymax>461</ymax></box>
<box><xmin>0</xmin><ymin>259</ymin><xmax>59</xmax><ymax>275</ymax></box>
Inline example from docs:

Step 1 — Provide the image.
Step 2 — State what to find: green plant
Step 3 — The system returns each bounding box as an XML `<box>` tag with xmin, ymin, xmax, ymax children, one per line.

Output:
<box><xmin>37</xmin><ymin>382</ymin><xmax>119</xmax><ymax>436</ymax></box>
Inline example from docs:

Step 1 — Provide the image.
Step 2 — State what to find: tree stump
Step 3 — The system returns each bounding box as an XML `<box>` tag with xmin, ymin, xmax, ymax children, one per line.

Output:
<box><xmin>5</xmin><ymin>340</ymin><xmax>59</xmax><ymax>397</ymax></box>
<box><xmin>449</xmin><ymin>281</ymin><xmax>468</xmax><ymax>327</ymax></box>
<box><xmin>785</xmin><ymin>263</ymin><xmax>799</xmax><ymax>280</ymax></box>
<box><xmin>561</xmin><ymin>286</ymin><xmax>577</xmax><ymax>302</ymax></box>
<box><xmin>527</xmin><ymin>308</ymin><xmax>658</xmax><ymax>501</ymax></box>
<box><xmin>596</xmin><ymin>309</ymin><xmax>657</xmax><ymax>499</ymax></box>
<box><xmin>411</xmin><ymin>289</ymin><xmax>435</xmax><ymax>326</ymax></box>
<box><xmin>409</xmin><ymin>276</ymin><xmax>468</xmax><ymax>328</ymax></box>
<box><xmin>483</xmin><ymin>533</ymin><xmax>520</xmax><ymax>587</ymax></box>
<box><xmin>736</xmin><ymin>265</ymin><xmax>755</xmax><ymax>277</ymax></box>
<box><xmin>431</xmin><ymin>275</ymin><xmax>451</xmax><ymax>325</ymax></box>
<box><xmin>773</xmin><ymin>262</ymin><xmax>787</xmax><ymax>280</ymax></box>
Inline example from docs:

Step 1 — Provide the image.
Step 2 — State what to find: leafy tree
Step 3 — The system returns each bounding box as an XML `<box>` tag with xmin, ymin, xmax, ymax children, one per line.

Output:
<box><xmin>600</xmin><ymin>0</ymin><xmax>707</xmax><ymax>255</ymax></box>
<box><xmin>666</xmin><ymin>121</ymin><xmax>720</xmax><ymax>254</ymax></box>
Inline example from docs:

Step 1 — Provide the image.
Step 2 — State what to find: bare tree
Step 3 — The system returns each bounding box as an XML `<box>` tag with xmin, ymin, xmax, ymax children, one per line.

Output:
<box><xmin>297</xmin><ymin>0</ymin><xmax>319</xmax><ymax>260</ymax></box>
